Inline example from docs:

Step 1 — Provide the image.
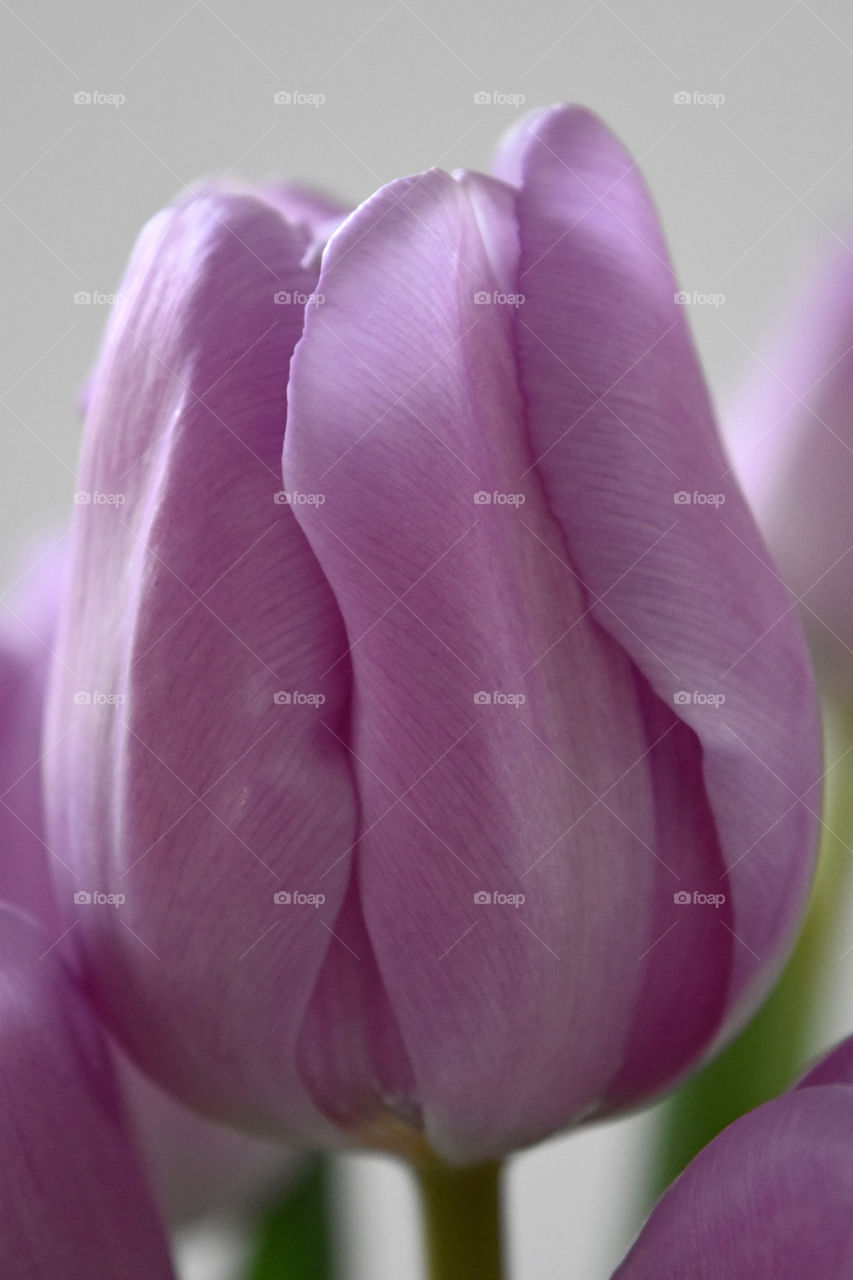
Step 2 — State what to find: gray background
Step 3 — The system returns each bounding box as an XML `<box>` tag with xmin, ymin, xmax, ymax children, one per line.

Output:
<box><xmin>2</xmin><ymin>1</ymin><xmax>852</xmax><ymax>1276</ymax></box>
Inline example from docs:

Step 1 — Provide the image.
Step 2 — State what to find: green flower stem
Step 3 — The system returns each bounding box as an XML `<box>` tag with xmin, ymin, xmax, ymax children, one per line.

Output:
<box><xmin>648</xmin><ymin>698</ymin><xmax>853</xmax><ymax>1201</ymax></box>
<box><xmin>413</xmin><ymin>1156</ymin><xmax>505</xmax><ymax>1280</ymax></box>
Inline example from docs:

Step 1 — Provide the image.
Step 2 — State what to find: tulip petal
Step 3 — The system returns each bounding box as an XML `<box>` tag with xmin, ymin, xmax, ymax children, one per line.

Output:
<box><xmin>614</xmin><ymin>1036</ymin><xmax>853</xmax><ymax>1278</ymax></box>
<box><xmin>798</xmin><ymin>1034</ymin><xmax>853</xmax><ymax>1090</ymax></box>
<box><xmin>599</xmin><ymin>678</ymin><xmax>731</xmax><ymax>1101</ymax></box>
<box><xmin>725</xmin><ymin>246</ymin><xmax>853</xmax><ymax>691</ymax></box>
<box><xmin>283</xmin><ymin>167</ymin><xmax>699</xmax><ymax>1160</ymax></box>
<box><xmin>494</xmin><ymin>107</ymin><xmax>820</xmax><ymax>1090</ymax></box>
<box><xmin>120</xmin><ymin>1062</ymin><xmax>295</xmax><ymax>1224</ymax></box>
<box><xmin>256</xmin><ymin>180</ymin><xmax>349</xmax><ymax>253</ymax></box>
<box><xmin>1</xmin><ymin>546</ymin><xmax>300</xmax><ymax>1215</ymax></box>
<box><xmin>0</xmin><ymin>908</ymin><xmax>174</xmax><ymax>1278</ymax></box>
<box><xmin>45</xmin><ymin>191</ymin><xmax>368</xmax><ymax>1144</ymax></box>
<box><xmin>0</xmin><ymin>540</ymin><xmax>69</xmax><ymax>934</ymax></box>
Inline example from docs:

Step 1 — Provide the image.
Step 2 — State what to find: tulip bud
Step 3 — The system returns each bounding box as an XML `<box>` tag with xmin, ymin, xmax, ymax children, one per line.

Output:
<box><xmin>45</xmin><ymin>107</ymin><xmax>820</xmax><ymax>1164</ymax></box>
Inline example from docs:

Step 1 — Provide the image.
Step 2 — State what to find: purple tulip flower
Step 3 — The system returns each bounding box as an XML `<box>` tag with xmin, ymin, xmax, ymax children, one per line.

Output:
<box><xmin>614</xmin><ymin>1033</ymin><xmax>853</xmax><ymax>1277</ymax></box>
<box><xmin>44</xmin><ymin>105</ymin><xmax>820</xmax><ymax>1164</ymax></box>
<box><xmin>0</xmin><ymin>545</ymin><xmax>294</xmax><ymax>1229</ymax></box>
<box><xmin>725</xmin><ymin>241</ymin><xmax>853</xmax><ymax>693</ymax></box>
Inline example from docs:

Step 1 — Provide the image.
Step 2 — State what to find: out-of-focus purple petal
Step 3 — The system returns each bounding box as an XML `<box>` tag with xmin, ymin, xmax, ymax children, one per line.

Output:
<box><xmin>724</xmin><ymin>243</ymin><xmax>853</xmax><ymax>691</ymax></box>
<box><xmin>798</xmin><ymin>1033</ymin><xmax>853</xmax><ymax>1090</ymax></box>
<box><xmin>494</xmin><ymin>106</ymin><xmax>820</xmax><ymax>1099</ymax></box>
<box><xmin>0</xmin><ymin>538</ymin><xmax>70</xmax><ymax>934</ymax></box>
<box><xmin>0</xmin><ymin>907</ymin><xmax>174</xmax><ymax>1277</ymax></box>
<box><xmin>45</xmin><ymin>191</ymin><xmax>365</xmax><ymax>1146</ymax></box>
<box><xmin>614</xmin><ymin>1034</ymin><xmax>853</xmax><ymax>1278</ymax></box>
<box><xmin>256</xmin><ymin>180</ymin><xmax>349</xmax><ymax>252</ymax></box>
<box><xmin>120</xmin><ymin>1063</ymin><xmax>295</xmax><ymax>1224</ymax></box>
